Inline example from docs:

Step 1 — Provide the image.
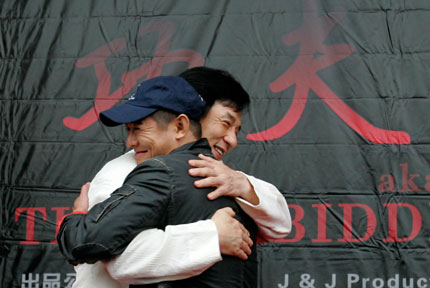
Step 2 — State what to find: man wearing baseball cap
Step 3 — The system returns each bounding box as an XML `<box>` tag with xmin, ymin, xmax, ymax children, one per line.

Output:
<box><xmin>57</xmin><ymin>76</ymin><xmax>258</xmax><ymax>288</ymax></box>
<box><xmin>99</xmin><ymin>76</ymin><xmax>205</xmax><ymax>128</ymax></box>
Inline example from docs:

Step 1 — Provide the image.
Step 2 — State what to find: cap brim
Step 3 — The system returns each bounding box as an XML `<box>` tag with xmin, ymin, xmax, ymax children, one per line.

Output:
<box><xmin>99</xmin><ymin>103</ymin><xmax>157</xmax><ymax>126</ymax></box>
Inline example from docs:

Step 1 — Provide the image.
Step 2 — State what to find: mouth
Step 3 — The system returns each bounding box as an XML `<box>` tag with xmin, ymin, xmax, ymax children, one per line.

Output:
<box><xmin>213</xmin><ymin>146</ymin><xmax>225</xmax><ymax>160</ymax></box>
<box><xmin>134</xmin><ymin>150</ymin><xmax>149</xmax><ymax>162</ymax></box>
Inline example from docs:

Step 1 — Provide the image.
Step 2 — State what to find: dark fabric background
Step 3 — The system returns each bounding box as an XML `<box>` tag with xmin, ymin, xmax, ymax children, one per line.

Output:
<box><xmin>1</xmin><ymin>0</ymin><xmax>430</xmax><ymax>287</ymax></box>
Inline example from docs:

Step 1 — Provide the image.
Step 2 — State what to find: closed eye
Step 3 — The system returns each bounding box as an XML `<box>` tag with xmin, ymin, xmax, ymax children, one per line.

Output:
<box><xmin>223</xmin><ymin>120</ymin><xmax>232</xmax><ymax>127</ymax></box>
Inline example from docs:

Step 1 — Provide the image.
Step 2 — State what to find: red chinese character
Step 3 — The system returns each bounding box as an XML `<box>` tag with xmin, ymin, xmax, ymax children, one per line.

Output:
<box><xmin>64</xmin><ymin>20</ymin><xmax>204</xmax><ymax>131</ymax></box>
<box><xmin>247</xmin><ymin>0</ymin><xmax>410</xmax><ymax>144</ymax></box>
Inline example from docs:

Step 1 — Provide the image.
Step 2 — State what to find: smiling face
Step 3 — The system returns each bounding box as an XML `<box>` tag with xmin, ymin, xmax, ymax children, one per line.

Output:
<box><xmin>125</xmin><ymin>116</ymin><xmax>177</xmax><ymax>164</ymax></box>
<box><xmin>200</xmin><ymin>101</ymin><xmax>242</xmax><ymax>160</ymax></box>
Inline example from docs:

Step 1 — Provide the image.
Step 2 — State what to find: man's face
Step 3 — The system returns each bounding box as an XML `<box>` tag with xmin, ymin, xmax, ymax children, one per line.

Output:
<box><xmin>200</xmin><ymin>101</ymin><xmax>242</xmax><ymax>160</ymax></box>
<box><xmin>126</xmin><ymin>116</ymin><xmax>176</xmax><ymax>164</ymax></box>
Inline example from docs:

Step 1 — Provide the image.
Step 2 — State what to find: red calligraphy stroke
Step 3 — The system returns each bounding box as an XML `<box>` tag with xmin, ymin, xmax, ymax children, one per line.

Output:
<box><xmin>246</xmin><ymin>0</ymin><xmax>410</xmax><ymax>144</ymax></box>
<box><xmin>63</xmin><ymin>21</ymin><xmax>205</xmax><ymax>131</ymax></box>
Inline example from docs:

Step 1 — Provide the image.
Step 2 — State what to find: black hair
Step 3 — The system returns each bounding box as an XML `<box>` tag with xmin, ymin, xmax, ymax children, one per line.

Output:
<box><xmin>151</xmin><ymin>110</ymin><xmax>202</xmax><ymax>139</ymax></box>
<box><xmin>179</xmin><ymin>67</ymin><xmax>250</xmax><ymax>117</ymax></box>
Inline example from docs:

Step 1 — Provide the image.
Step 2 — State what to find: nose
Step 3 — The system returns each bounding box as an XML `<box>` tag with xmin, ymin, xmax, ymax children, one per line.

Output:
<box><xmin>126</xmin><ymin>130</ymin><xmax>137</xmax><ymax>148</ymax></box>
<box><xmin>224</xmin><ymin>129</ymin><xmax>238</xmax><ymax>150</ymax></box>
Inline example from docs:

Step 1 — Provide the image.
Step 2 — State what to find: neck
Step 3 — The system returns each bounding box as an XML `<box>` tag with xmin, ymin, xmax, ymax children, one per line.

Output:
<box><xmin>177</xmin><ymin>134</ymin><xmax>199</xmax><ymax>147</ymax></box>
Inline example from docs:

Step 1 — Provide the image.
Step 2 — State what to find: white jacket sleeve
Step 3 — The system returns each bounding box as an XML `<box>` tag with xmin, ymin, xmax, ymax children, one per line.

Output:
<box><xmin>105</xmin><ymin>220</ymin><xmax>222</xmax><ymax>285</ymax></box>
<box><xmin>72</xmin><ymin>263</ymin><xmax>127</xmax><ymax>288</ymax></box>
<box><xmin>235</xmin><ymin>173</ymin><xmax>292</xmax><ymax>240</ymax></box>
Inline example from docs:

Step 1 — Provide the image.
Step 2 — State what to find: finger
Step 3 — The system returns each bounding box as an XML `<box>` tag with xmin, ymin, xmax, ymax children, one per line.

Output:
<box><xmin>80</xmin><ymin>182</ymin><xmax>90</xmax><ymax>195</ymax></box>
<box><xmin>241</xmin><ymin>240</ymin><xmax>252</xmax><ymax>255</ymax></box>
<box><xmin>194</xmin><ymin>177</ymin><xmax>220</xmax><ymax>189</ymax></box>
<box><xmin>219</xmin><ymin>207</ymin><xmax>236</xmax><ymax>217</ymax></box>
<box><xmin>239</xmin><ymin>223</ymin><xmax>251</xmax><ymax>237</ymax></box>
<box><xmin>188</xmin><ymin>158</ymin><xmax>213</xmax><ymax>169</ymax></box>
<box><xmin>81</xmin><ymin>183</ymin><xmax>89</xmax><ymax>191</ymax></box>
<box><xmin>243</xmin><ymin>233</ymin><xmax>253</xmax><ymax>248</ymax></box>
<box><xmin>206</xmin><ymin>188</ymin><xmax>226</xmax><ymax>200</ymax></box>
<box><xmin>239</xmin><ymin>224</ymin><xmax>253</xmax><ymax>247</ymax></box>
<box><xmin>237</xmin><ymin>250</ymin><xmax>248</xmax><ymax>261</ymax></box>
<box><xmin>198</xmin><ymin>153</ymin><xmax>218</xmax><ymax>162</ymax></box>
<box><xmin>189</xmin><ymin>167</ymin><xmax>214</xmax><ymax>177</ymax></box>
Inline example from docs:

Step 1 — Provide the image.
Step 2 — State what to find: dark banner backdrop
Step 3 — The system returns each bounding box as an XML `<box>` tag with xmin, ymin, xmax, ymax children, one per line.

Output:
<box><xmin>1</xmin><ymin>0</ymin><xmax>430</xmax><ymax>287</ymax></box>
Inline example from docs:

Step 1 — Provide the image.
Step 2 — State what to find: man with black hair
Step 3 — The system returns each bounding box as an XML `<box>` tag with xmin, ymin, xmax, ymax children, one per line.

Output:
<box><xmin>68</xmin><ymin>67</ymin><xmax>291</xmax><ymax>287</ymax></box>
<box><xmin>58</xmin><ymin>75</ymin><xmax>259</xmax><ymax>288</ymax></box>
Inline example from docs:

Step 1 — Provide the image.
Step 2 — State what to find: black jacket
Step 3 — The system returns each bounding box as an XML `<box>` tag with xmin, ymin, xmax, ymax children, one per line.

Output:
<box><xmin>57</xmin><ymin>138</ymin><xmax>258</xmax><ymax>288</ymax></box>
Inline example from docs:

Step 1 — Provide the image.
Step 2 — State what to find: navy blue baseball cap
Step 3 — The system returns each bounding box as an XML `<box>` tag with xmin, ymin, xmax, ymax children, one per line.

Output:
<box><xmin>100</xmin><ymin>76</ymin><xmax>206</xmax><ymax>126</ymax></box>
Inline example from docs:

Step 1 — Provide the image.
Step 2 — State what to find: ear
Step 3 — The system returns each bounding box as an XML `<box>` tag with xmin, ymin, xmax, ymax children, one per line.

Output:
<box><xmin>172</xmin><ymin>114</ymin><xmax>190</xmax><ymax>140</ymax></box>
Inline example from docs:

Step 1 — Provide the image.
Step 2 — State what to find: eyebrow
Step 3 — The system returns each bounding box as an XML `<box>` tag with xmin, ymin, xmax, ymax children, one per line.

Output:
<box><xmin>223</xmin><ymin>111</ymin><xmax>241</xmax><ymax>131</ymax></box>
<box><xmin>223</xmin><ymin>111</ymin><xmax>236</xmax><ymax>123</ymax></box>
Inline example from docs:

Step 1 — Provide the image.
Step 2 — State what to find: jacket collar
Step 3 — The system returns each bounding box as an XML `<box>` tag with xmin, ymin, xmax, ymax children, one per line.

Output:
<box><xmin>170</xmin><ymin>138</ymin><xmax>212</xmax><ymax>156</ymax></box>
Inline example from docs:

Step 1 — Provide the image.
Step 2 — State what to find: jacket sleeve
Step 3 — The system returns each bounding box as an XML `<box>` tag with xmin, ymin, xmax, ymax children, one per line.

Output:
<box><xmin>235</xmin><ymin>173</ymin><xmax>292</xmax><ymax>240</ymax></box>
<box><xmin>57</xmin><ymin>159</ymin><xmax>172</xmax><ymax>265</ymax></box>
